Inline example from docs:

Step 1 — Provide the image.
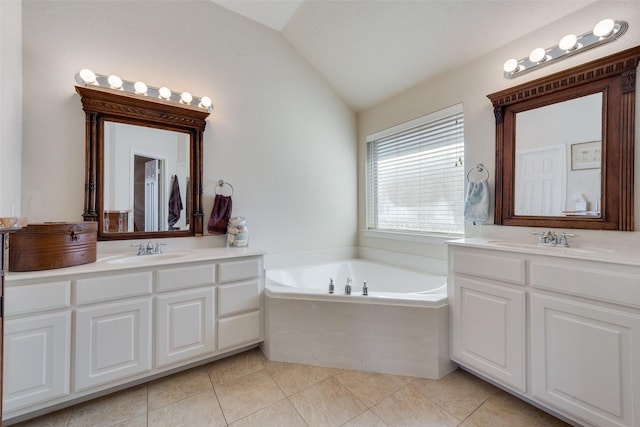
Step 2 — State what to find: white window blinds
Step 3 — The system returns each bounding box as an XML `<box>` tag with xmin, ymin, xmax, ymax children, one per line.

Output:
<box><xmin>366</xmin><ymin>105</ymin><xmax>465</xmax><ymax>235</ymax></box>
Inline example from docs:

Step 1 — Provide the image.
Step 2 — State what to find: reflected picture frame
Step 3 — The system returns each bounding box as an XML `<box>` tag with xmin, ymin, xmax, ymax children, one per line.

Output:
<box><xmin>571</xmin><ymin>140</ymin><xmax>601</xmax><ymax>170</ymax></box>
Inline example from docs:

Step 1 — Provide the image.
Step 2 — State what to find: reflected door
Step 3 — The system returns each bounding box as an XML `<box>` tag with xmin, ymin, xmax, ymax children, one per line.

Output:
<box><xmin>145</xmin><ymin>160</ymin><xmax>159</xmax><ymax>232</ymax></box>
<box><xmin>515</xmin><ymin>145</ymin><xmax>566</xmax><ymax>216</ymax></box>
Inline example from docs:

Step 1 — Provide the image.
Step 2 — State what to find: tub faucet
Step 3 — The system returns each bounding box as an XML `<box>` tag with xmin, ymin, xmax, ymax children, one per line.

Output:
<box><xmin>328</xmin><ymin>278</ymin><xmax>334</xmax><ymax>294</ymax></box>
<box><xmin>362</xmin><ymin>280</ymin><xmax>368</xmax><ymax>296</ymax></box>
<box><xmin>345</xmin><ymin>278</ymin><xmax>352</xmax><ymax>295</ymax></box>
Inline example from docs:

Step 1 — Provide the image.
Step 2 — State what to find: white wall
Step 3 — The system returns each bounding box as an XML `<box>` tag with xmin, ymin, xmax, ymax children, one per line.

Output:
<box><xmin>358</xmin><ymin>0</ymin><xmax>640</xmax><ymax>258</ymax></box>
<box><xmin>0</xmin><ymin>0</ymin><xmax>22</xmax><ymax>217</ymax></box>
<box><xmin>20</xmin><ymin>0</ymin><xmax>357</xmax><ymax>254</ymax></box>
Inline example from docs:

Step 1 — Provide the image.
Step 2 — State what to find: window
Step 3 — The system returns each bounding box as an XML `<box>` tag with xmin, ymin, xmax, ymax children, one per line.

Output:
<box><xmin>366</xmin><ymin>104</ymin><xmax>464</xmax><ymax>236</ymax></box>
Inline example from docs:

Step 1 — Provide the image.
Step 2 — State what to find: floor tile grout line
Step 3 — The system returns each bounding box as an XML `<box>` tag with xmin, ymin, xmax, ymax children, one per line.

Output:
<box><xmin>262</xmin><ymin>364</ymin><xmax>310</xmax><ymax>426</ymax></box>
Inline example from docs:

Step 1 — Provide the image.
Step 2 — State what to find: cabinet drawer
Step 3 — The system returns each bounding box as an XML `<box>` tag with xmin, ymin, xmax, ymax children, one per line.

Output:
<box><xmin>530</xmin><ymin>259</ymin><xmax>640</xmax><ymax>308</ymax></box>
<box><xmin>76</xmin><ymin>271</ymin><xmax>152</xmax><ymax>305</ymax></box>
<box><xmin>218</xmin><ymin>311</ymin><xmax>261</xmax><ymax>350</ymax></box>
<box><xmin>156</xmin><ymin>264</ymin><xmax>215</xmax><ymax>292</ymax></box>
<box><xmin>5</xmin><ymin>281</ymin><xmax>70</xmax><ymax>316</ymax></box>
<box><xmin>217</xmin><ymin>258</ymin><xmax>260</xmax><ymax>283</ymax></box>
<box><xmin>218</xmin><ymin>279</ymin><xmax>260</xmax><ymax>317</ymax></box>
<box><xmin>452</xmin><ymin>250</ymin><xmax>526</xmax><ymax>285</ymax></box>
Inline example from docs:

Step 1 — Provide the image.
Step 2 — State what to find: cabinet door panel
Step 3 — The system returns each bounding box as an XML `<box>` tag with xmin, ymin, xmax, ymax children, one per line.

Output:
<box><xmin>531</xmin><ymin>293</ymin><xmax>640</xmax><ymax>427</ymax></box>
<box><xmin>3</xmin><ymin>312</ymin><xmax>70</xmax><ymax>412</ymax></box>
<box><xmin>452</xmin><ymin>276</ymin><xmax>526</xmax><ymax>391</ymax></box>
<box><xmin>156</xmin><ymin>288</ymin><xmax>215</xmax><ymax>367</ymax></box>
<box><xmin>75</xmin><ymin>299</ymin><xmax>151</xmax><ymax>391</ymax></box>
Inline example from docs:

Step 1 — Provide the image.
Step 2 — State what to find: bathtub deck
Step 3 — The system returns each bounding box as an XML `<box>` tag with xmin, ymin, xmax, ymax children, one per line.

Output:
<box><xmin>263</xmin><ymin>295</ymin><xmax>455</xmax><ymax>379</ymax></box>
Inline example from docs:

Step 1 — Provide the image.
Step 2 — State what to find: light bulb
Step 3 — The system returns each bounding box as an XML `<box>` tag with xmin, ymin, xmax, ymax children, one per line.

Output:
<box><xmin>503</xmin><ymin>58</ymin><xmax>519</xmax><ymax>73</ymax></box>
<box><xmin>133</xmin><ymin>81</ymin><xmax>148</xmax><ymax>95</ymax></box>
<box><xmin>559</xmin><ymin>34</ymin><xmax>578</xmax><ymax>51</ymax></box>
<box><xmin>78</xmin><ymin>68</ymin><xmax>96</xmax><ymax>85</ymax></box>
<box><xmin>107</xmin><ymin>75</ymin><xmax>123</xmax><ymax>89</ymax></box>
<box><xmin>199</xmin><ymin>96</ymin><xmax>212</xmax><ymax>109</ymax></box>
<box><xmin>158</xmin><ymin>87</ymin><xmax>172</xmax><ymax>100</ymax></box>
<box><xmin>529</xmin><ymin>47</ymin><xmax>547</xmax><ymax>63</ymax></box>
<box><xmin>593</xmin><ymin>19</ymin><xmax>615</xmax><ymax>38</ymax></box>
<box><xmin>107</xmin><ymin>75</ymin><xmax>122</xmax><ymax>89</ymax></box>
<box><xmin>180</xmin><ymin>92</ymin><xmax>193</xmax><ymax>104</ymax></box>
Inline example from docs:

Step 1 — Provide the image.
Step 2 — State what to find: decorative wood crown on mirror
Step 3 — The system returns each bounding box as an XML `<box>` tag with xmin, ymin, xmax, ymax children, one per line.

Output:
<box><xmin>76</xmin><ymin>85</ymin><xmax>210</xmax><ymax>240</ymax></box>
<box><xmin>488</xmin><ymin>46</ymin><xmax>640</xmax><ymax>231</ymax></box>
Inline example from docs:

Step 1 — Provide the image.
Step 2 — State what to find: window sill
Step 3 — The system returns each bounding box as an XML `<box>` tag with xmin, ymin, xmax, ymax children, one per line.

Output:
<box><xmin>362</xmin><ymin>229</ymin><xmax>462</xmax><ymax>245</ymax></box>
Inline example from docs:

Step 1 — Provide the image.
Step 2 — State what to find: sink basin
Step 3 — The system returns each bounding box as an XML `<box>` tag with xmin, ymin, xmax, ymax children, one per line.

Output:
<box><xmin>101</xmin><ymin>251</ymin><xmax>192</xmax><ymax>265</ymax></box>
<box><xmin>486</xmin><ymin>241</ymin><xmax>613</xmax><ymax>255</ymax></box>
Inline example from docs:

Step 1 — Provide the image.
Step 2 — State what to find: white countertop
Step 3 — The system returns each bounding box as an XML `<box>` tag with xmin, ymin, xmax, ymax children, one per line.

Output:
<box><xmin>6</xmin><ymin>246</ymin><xmax>265</xmax><ymax>283</ymax></box>
<box><xmin>446</xmin><ymin>237</ymin><xmax>640</xmax><ymax>267</ymax></box>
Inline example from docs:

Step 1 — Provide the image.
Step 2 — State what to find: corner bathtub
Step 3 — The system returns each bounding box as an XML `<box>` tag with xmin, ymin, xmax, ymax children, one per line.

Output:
<box><xmin>263</xmin><ymin>259</ymin><xmax>455</xmax><ymax>379</ymax></box>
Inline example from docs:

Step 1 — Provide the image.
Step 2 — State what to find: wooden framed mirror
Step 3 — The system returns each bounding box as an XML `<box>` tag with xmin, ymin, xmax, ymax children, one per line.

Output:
<box><xmin>488</xmin><ymin>46</ymin><xmax>640</xmax><ymax>231</ymax></box>
<box><xmin>76</xmin><ymin>85</ymin><xmax>210</xmax><ymax>240</ymax></box>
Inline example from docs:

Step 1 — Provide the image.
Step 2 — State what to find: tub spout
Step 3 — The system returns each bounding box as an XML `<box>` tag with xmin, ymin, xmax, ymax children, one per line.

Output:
<box><xmin>345</xmin><ymin>278</ymin><xmax>352</xmax><ymax>295</ymax></box>
<box><xmin>328</xmin><ymin>278</ymin><xmax>334</xmax><ymax>294</ymax></box>
<box><xmin>362</xmin><ymin>280</ymin><xmax>368</xmax><ymax>296</ymax></box>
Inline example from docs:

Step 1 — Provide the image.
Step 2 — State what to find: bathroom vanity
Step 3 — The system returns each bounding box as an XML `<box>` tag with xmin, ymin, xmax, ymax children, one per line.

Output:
<box><xmin>2</xmin><ymin>248</ymin><xmax>264</xmax><ymax>423</ymax></box>
<box><xmin>448</xmin><ymin>238</ymin><xmax>640</xmax><ymax>427</ymax></box>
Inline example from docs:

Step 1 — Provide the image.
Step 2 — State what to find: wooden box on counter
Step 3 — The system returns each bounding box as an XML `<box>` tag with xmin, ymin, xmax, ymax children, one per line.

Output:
<box><xmin>8</xmin><ymin>222</ymin><xmax>98</xmax><ymax>272</ymax></box>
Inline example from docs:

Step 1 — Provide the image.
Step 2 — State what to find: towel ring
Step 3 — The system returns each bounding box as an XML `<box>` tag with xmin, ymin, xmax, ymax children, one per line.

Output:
<box><xmin>466</xmin><ymin>164</ymin><xmax>490</xmax><ymax>183</ymax></box>
<box><xmin>215</xmin><ymin>180</ymin><xmax>234</xmax><ymax>196</ymax></box>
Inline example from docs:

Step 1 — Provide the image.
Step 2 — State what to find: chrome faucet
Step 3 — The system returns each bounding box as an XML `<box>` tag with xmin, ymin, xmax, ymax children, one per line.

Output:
<box><xmin>132</xmin><ymin>241</ymin><xmax>165</xmax><ymax>255</ymax></box>
<box><xmin>532</xmin><ymin>231</ymin><xmax>576</xmax><ymax>247</ymax></box>
<box><xmin>557</xmin><ymin>232</ymin><xmax>576</xmax><ymax>247</ymax></box>
<box><xmin>345</xmin><ymin>278</ymin><xmax>352</xmax><ymax>295</ymax></box>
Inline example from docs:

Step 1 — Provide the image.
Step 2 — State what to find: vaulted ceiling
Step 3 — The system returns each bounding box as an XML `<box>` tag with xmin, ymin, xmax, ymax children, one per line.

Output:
<box><xmin>212</xmin><ymin>1</ymin><xmax>597</xmax><ymax>111</ymax></box>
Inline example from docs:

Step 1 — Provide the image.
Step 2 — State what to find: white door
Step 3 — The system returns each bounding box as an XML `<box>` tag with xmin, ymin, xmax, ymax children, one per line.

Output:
<box><xmin>3</xmin><ymin>313</ymin><xmax>70</xmax><ymax>412</ymax></box>
<box><xmin>156</xmin><ymin>288</ymin><xmax>215</xmax><ymax>368</ymax></box>
<box><xmin>452</xmin><ymin>276</ymin><xmax>526</xmax><ymax>391</ymax></box>
<box><xmin>531</xmin><ymin>293</ymin><xmax>640</xmax><ymax>427</ymax></box>
<box><xmin>75</xmin><ymin>299</ymin><xmax>152</xmax><ymax>391</ymax></box>
<box><xmin>145</xmin><ymin>159</ymin><xmax>159</xmax><ymax>231</ymax></box>
<box><xmin>515</xmin><ymin>144</ymin><xmax>566</xmax><ymax>216</ymax></box>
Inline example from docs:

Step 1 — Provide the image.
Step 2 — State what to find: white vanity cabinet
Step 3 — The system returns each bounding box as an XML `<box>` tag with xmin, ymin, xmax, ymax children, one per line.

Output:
<box><xmin>216</xmin><ymin>259</ymin><xmax>262</xmax><ymax>351</ymax></box>
<box><xmin>529</xmin><ymin>257</ymin><xmax>640</xmax><ymax>427</ymax></box>
<box><xmin>3</xmin><ymin>250</ymin><xmax>264</xmax><ymax>424</ymax></box>
<box><xmin>3</xmin><ymin>281</ymin><xmax>71</xmax><ymax>413</ymax></box>
<box><xmin>448</xmin><ymin>241</ymin><xmax>640</xmax><ymax>427</ymax></box>
<box><xmin>449</xmin><ymin>248</ymin><xmax>526</xmax><ymax>391</ymax></box>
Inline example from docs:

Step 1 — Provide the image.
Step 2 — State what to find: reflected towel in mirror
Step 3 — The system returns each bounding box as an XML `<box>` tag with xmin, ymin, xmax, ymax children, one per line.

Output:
<box><xmin>168</xmin><ymin>176</ymin><xmax>183</xmax><ymax>230</ymax></box>
<box><xmin>464</xmin><ymin>180</ymin><xmax>489</xmax><ymax>225</ymax></box>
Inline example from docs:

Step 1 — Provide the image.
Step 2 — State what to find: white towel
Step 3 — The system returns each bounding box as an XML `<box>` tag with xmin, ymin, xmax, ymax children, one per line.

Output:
<box><xmin>464</xmin><ymin>179</ymin><xmax>489</xmax><ymax>225</ymax></box>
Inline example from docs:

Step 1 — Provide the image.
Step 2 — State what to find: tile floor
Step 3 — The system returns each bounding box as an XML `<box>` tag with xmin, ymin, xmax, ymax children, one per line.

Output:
<box><xmin>12</xmin><ymin>348</ymin><xmax>571</xmax><ymax>427</ymax></box>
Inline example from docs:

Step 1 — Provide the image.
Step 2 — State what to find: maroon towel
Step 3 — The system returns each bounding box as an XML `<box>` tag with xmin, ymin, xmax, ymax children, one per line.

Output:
<box><xmin>207</xmin><ymin>194</ymin><xmax>232</xmax><ymax>234</ymax></box>
<box><xmin>168</xmin><ymin>176</ymin><xmax>183</xmax><ymax>229</ymax></box>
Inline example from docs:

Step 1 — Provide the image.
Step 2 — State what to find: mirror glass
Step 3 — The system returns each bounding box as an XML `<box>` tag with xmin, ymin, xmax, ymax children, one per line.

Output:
<box><xmin>103</xmin><ymin>122</ymin><xmax>190</xmax><ymax>233</ymax></box>
<box><xmin>514</xmin><ymin>93</ymin><xmax>602</xmax><ymax>217</ymax></box>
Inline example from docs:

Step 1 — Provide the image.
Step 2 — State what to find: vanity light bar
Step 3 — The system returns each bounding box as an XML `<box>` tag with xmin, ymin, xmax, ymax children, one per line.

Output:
<box><xmin>74</xmin><ymin>69</ymin><xmax>213</xmax><ymax>111</ymax></box>
<box><xmin>503</xmin><ymin>19</ymin><xmax>628</xmax><ymax>79</ymax></box>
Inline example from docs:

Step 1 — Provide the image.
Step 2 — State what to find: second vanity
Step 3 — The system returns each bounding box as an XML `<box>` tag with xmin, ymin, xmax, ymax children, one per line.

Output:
<box><xmin>448</xmin><ymin>238</ymin><xmax>640</xmax><ymax>427</ymax></box>
<box><xmin>2</xmin><ymin>247</ymin><xmax>264</xmax><ymax>424</ymax></box>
